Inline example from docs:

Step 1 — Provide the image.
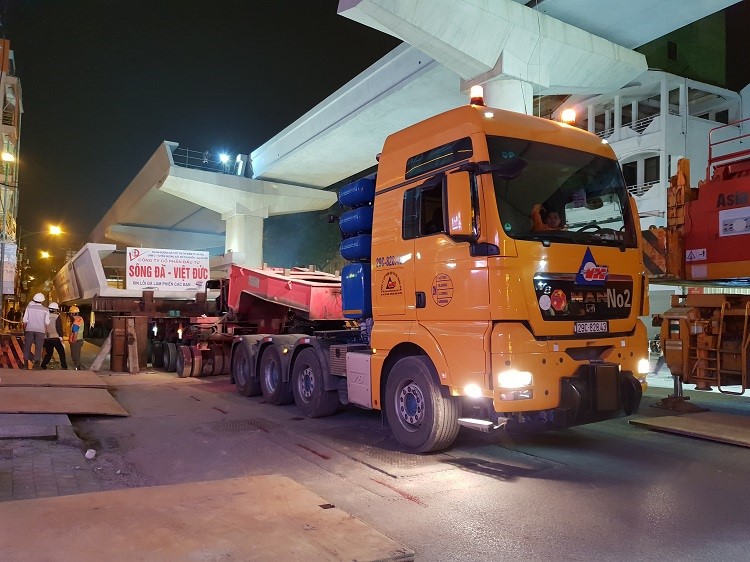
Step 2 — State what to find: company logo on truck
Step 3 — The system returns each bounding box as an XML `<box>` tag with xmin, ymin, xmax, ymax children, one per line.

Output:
<box><xmin>575</xmin><ymin>247</ymin><xmax>608</xmax><ymax>286</ymax></box>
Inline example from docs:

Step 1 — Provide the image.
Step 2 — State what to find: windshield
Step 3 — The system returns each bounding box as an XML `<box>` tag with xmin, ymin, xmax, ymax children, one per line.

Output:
<box><xmin>488</xmin><ymin>136</ymin><xmax>637</xmax><ymax>248</ymax></box>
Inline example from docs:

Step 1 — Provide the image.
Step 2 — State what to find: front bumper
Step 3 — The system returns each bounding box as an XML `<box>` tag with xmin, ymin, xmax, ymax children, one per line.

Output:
<box><xmin>552</xmin><ymin>364</ymin><xmax>642</xmax><ymax>427</ymax></box>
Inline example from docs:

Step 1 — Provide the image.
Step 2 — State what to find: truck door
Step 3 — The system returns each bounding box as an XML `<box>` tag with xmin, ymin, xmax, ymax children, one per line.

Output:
<box><xmin>411</xmin><ymin>171</ymin><xmax>491</xmax><ymax>379</ymax></box>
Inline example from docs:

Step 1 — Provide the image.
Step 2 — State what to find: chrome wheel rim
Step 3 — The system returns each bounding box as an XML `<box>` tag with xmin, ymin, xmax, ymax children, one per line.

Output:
<box><xmin>396</xmin><ymin>380</ymin><xmax>424</xmax><ymax>431</ymax></box>
<box><xmin>298</xmin><ymin>365</ymin><xmax>314</xmax><ymax>402</ymax></box>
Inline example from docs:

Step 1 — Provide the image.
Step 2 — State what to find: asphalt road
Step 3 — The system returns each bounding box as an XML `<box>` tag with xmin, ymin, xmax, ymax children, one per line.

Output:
<box><xmin>72</xmin><ymin>372</ymin><xmax>750</xmax><ymax>561</ymax></box>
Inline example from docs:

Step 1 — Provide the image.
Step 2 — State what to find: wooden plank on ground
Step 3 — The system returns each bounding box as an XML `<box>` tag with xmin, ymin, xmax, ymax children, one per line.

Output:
<box><xmin>630</xmin><ymin>411</ymin><xmax>750</xmax><ymax>447</ymax></box>
<box><xmin>0</xmin><ymin>370</ymin><xmax>107</xmax><ymax>388</ymax></box>
<box><xmin>0</xmin><ymin>475</ymin><xmax>413</xmax><ymax>562</ymax></box>
<box><xmin>0</xmin><ymin>387</ymin><xmax>128</xmax><ymax>416</ymax></box>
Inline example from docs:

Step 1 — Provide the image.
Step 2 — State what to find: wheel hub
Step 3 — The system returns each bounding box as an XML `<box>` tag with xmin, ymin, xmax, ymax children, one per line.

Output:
<box><xmin>299</xmin><ymin>366</ymin><xmax>314</xmax><ymax>401</ymax></box>
<box><xmin>236</xmin><ymin>357</ymin><xmax>248</xmax><ymax>384</ymax></box>
<box><xmin>264</xmin><ymin>362</ymin><xmax>279</xmax><ymax>392</ymax></box>
<box><xmin>397</xmin><ymin>381</ymin><xmax>424</xmax><ymax>429</ymax></box>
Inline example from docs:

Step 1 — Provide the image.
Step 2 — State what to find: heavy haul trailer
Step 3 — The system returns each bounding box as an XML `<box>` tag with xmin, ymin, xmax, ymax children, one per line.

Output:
<box><xmin>53</xmin><ymin>243</ymin><xmax>222</xmax><ymax>371</ymax></box>
<box><xmin>650</xmin><ymin>118</ymin><xmax>750</xmax><ymax>398</ymax></box>
<box><xmin>185</xmin><ymin>98</ymin><xmax>650</xmax><ymax>453</ymax></box>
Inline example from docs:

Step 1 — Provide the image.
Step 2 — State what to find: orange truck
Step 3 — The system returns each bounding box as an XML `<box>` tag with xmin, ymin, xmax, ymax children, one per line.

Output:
<box><xmin>214</xmin><ymin>96</ymin><xmax>650</xmax><ymax>453</ymax></box>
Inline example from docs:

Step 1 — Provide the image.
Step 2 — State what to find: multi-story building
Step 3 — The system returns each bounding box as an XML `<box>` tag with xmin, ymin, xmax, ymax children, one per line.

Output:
<box><xmin>560</xmin><ymin>70</ymin><xmax>748</xmax><ymax>228</ymax></box>
<box><xmin>0</xmin><ymin>39</ymin><xmax>22</xmax><ymax>317</ymax></box>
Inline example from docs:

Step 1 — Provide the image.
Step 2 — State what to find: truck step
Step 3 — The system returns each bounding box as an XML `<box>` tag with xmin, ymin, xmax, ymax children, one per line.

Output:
<box><xmin>457</xmin><ymin>417</ymin><xmax>509</xmax><ymax>432</ymax></box>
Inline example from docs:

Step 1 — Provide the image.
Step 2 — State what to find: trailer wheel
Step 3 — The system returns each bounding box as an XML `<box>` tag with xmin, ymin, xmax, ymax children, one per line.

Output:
<box><xmin>151</xmin><ymin>341</ymin><xmax>164</xmax><ymax>368</ymax></box>
<box><xmin>259</xmin><ymin>345</ymin><xmax>293</xmax><ymax>405</ymax></box>
<box><xmin>190</xmin><ymin>348</ymin><xmax>203</xmax><ymax>378</ymax></box>
<box><xmin>202</xmin><ymin>344</ymin><xmax>224</xmax><ymax>376</ymax></box>
<box><xmin>292</xmin><ymin>348</ymin><xmax>340</xmax><ymax>418</ymax></box>
<box><xmin>384</xmin><ymin>356</ymin><xmax>460</xmax><ymax>453</ymax></box>
<box><xmin>163</xmin><ymin>342</ymin><xmax>178</xmax><ymax>373</ymax></box>
<box><xmin>233</xmin><ymin>341</ymin><xmax>260</xmax><ymax>397</ymax></box>
<box><xmin>176</xmin><ymin>346</ymin><xmax>193</xmax><ymax>378</ymax></box>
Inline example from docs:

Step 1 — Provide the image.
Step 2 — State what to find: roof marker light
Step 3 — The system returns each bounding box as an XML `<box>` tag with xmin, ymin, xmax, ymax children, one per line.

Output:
<box><xmin>561</xmin><ymin>108</ymin><xmax>576</xmax><ymax>124</ymax></box>
<box><xmin>470</xmin><ymin>85</ymin><xmax>484</xmax><ymax>106</ymax></box>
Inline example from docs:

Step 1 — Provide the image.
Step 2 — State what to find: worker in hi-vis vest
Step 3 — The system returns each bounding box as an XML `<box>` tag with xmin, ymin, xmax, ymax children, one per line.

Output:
<box><xmin>68</xmin><ymin>306</ymin><xmax>85</xmax><ymax>370</ymax></box>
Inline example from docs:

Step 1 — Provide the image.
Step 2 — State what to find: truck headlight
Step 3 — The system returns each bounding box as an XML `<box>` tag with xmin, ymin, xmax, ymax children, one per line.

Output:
<box><xmin>498</xmin><ymin>370</ymin><xmax>532</xmax><ymax>388</ymax></box>
<box><xmin>637</xmin><ymin>358</ymin><xmax>650</xmax><ymax>374</ymax></box>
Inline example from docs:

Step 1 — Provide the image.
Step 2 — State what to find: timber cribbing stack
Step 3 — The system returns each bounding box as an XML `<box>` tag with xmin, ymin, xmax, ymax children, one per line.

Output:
<box><xmin>0</xmin><ymin>334</ymin><xmax>26</xmax><ymax>369</ymax></box>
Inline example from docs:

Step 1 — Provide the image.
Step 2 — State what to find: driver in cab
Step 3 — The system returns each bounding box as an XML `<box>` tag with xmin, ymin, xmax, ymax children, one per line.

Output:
<box><xmin>531</xmin><ymin>204</ymin><xmax>563</xmax><ymax>231</ymax></box>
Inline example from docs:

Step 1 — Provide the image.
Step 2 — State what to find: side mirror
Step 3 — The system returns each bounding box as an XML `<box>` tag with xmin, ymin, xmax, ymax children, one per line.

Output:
<box><xmin>446</xmin><ymin>171</ymin><xmax>474</xmax><ymax>238</ymax></box>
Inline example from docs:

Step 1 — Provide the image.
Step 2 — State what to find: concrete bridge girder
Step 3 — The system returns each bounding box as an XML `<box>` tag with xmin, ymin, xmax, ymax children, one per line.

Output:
<box><xmin>156</xmin><ymin>168</ymin><xmax>337</xmax><ymax>267</ymax></box>
<box><xmin>338</xmin><ymin>0</ymin><xmax>648</xmax><ymax>112</ymax></box>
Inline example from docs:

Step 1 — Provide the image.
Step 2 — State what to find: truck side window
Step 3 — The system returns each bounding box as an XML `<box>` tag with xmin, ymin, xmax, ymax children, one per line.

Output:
<box><xmin>402</xmin><ymin>189</ymin><xmax>419</xmax><ymax>239</ymax></box>
<box><xmin>420</xmin><ymin>186</ymin><xmax>445</xmax><ymax>236</ymax></box>
<box><xmin>403</xmin><ymin>176</ymin><xmax>446</xmax><ymax>239</ymax></box>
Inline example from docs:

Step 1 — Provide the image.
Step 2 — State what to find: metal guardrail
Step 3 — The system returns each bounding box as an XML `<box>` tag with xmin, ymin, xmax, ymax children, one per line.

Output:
<box><xmin>595</xmin><ymin>115</ymin><xmax>657</xmax><ymax>138</ymax></box>
<box><xmin>170</xmin><ymin>147</ymin><xmax>240</xmax><ymax>175</ymax></box>
<box><xmin>627</xmin><ymin>180</ymin><xmax>659</xmax><ymax>197</ymax></box>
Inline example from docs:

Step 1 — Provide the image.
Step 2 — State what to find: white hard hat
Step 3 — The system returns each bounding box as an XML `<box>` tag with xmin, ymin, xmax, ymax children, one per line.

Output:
<box><xmin>49</xmin><ymin>302</ymin><xmax>59</xmax><ymax>310</ymax></box>
<box><xmin>33</xmin><ymin>293</ymin><xmax>45</xmax><ymax>303</ymax></box>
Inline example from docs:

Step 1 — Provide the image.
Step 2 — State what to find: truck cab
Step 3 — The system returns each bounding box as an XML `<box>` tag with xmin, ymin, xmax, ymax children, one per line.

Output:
<box><xmin>349</xmin><ymin>103</ymin><xmax>648</xmax><ymax>451</ymax></box>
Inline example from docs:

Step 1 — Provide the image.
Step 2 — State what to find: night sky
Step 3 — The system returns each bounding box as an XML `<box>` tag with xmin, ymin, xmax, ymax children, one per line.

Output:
<box><xmin>4</xmin><ymin>1</ymin><xmax>749</xmax><ymax>270</ymax></box>
<box><xmin>3</xmin><ymin>0</ymin><xmax>400</xmax><ymax>262</ymax></box>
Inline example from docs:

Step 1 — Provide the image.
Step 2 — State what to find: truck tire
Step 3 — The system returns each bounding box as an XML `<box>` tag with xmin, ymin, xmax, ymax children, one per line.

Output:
<box><xmin>384</xmin><ymin>356</ymin><xmax>460</xmax><ymax>453</ymax></box>
<box><xmin>176</xmin><ymin>346</ymin><xmax>193</xmax><ymax>378</ymax></box>
<box><xmin>202</xmin><ymin>344</ymin><xmax>224</xmax><ymax>376</ymax></box>
<box><xmin>233</xmin><ymin>341</ymin><xmax>260</xmax><ymax>397</ymax></box>
<box><xmin>259</xmin><ymin>345</ymin><xmax>293</xmax><ymax>405</ymax></box>
<box><xmin>151</xmin><ymin>341</ymin><xmax>164</xmax><ymax>368</ymax></box>
<box><xmin>292</xmin><ymin>348</ymin><xmax>340</xmax><ymax>418</ymax></box>
<box><xmin>163</xmin><ymin>342</ymin><xmax>178</xmax><ymax>373</ymax></box>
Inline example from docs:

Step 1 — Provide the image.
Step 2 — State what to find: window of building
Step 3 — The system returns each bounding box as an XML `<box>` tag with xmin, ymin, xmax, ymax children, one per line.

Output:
<box><xmin>622</xmin><ymin>161</ymin><xmax>637</xmax><ymax>187</ymax></box>
<box><xmin>645</xmin><ymin>156</ymin><xmax>660</xmax><ymax>183</ymax></box>
<box><xmin>667</xmin><ymin>41</ymin><xmax>678</xmax><ymax>61</ymax></box>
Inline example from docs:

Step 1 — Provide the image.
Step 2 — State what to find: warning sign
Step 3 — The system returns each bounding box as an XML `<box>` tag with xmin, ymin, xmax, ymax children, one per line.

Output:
<box><xmin>380</xmin><ymin>271</ymin><xmax>403</xmax><ymax>296</ymax></box>
<box><xmin>685</xmin><ymin>248</ymin><xmax>707</xmax><ymax>262</ymax></box>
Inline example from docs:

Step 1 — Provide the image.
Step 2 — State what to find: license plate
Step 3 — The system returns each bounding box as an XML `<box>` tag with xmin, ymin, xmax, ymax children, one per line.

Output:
<box><xmin>574</xmin><ymin>321</ymin><xmax>609</xmax><ymax>334</ymax></box>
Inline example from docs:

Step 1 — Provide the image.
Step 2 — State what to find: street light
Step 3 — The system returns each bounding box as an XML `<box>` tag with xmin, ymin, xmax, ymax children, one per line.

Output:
<box><xmin>1</xmin><ymin>226</ymin><xmax>63</xmax><ymax>327</ymax></box>
<box><xmin>40</xmin><ymin>251</ymin><xmax>51</xmax><ymax>259</ymax></box>
<box><xmin>17</xmin><ymin>225</ymin><xmax>63</xmax><ymax>242</ymax></box>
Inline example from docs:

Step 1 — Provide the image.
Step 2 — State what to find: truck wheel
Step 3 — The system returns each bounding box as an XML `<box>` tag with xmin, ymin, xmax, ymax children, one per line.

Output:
<box><xmin>176</xmin><ymin>346</ymin><xmax>195</xmax><ymax>378</ymax></box>
<box><xmin>163</xmin><ymin>343</ymin><xmax>178</xmax><ymax>372</ymax></box>
<box><xmin>151</xmin><ymin>341</ymin><xmax>164</xmax><ymax>368</ymax></box>
<box><xmin>174</xmin><ymin>345</ymin><xmax>193</xmax><ymax>379</ymax></box>
<box><xmin>202</xmin><ymin>344</ymin><xmax>224</xmax><ymax>376</ymax></box>
<box><xmin>259</xmin><ymin>345</ymin><xmax>293</xmax><ymax>405</ymax></box>
<box><xmin>233</xmin><ymin>341</ymin><xmax>260</xmax><ymax>397</ymax></box>
<box><xmin>292</xmin><ymin>348</ymin><xmax>340</xmax><ymax>418</ymax></box>
<box><xmin>384</xmin><ymin>356</ymin><xmax>460</xmax><ymax>453</ymax></box>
